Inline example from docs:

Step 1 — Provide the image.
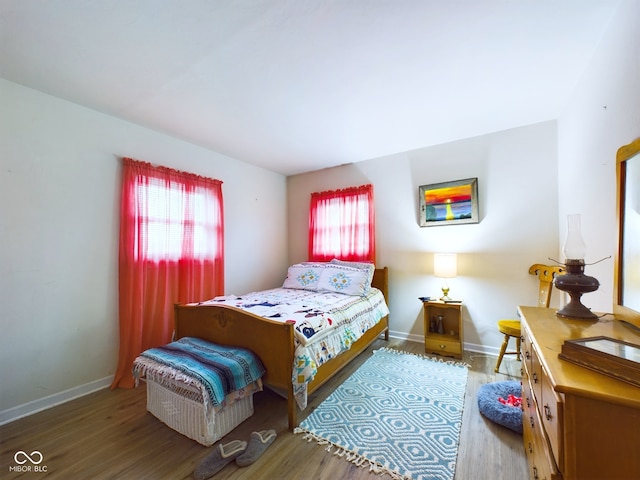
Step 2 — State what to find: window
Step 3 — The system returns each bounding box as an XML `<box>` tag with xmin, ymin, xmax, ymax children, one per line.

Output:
<box><xmin>308</xmin><ymin>184</ymin><xmax>375</xmax><ymax>262</ymax></box>
<box><xmin>135</xmin><ymin>177</ymin><xmax>221</xmax><ymax>262</ymax></box>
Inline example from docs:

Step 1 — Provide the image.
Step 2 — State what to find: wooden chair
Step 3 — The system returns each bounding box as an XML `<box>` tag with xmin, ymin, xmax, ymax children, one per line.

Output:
<box><xmin>494</xmin><ymin>263</ymin><xmax>565</xmax><ymax>373</ymax></box>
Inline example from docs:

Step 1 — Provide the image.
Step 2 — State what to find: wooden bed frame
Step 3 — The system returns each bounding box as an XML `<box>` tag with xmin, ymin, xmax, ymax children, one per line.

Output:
<box><xmin>174</xmin><ymin>266</ymin><xmax>389</xmax><ymax>430</ymax></box>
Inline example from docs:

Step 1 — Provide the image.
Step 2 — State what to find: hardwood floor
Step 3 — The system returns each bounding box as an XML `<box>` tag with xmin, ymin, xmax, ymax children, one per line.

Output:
<box><xmin>1</xmin><ymin>339</ymin><xmax>528</xmax><ymax>479</ymax></box>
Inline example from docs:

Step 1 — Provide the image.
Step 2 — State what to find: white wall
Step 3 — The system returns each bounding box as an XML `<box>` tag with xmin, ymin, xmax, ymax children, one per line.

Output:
<box><xmin>0</xmin><ymin>79</ymin><xmax>288</xmax><ymax>421</ymax></box>
<box><xmin>288</xmin><ymin>121</ymin><xmax>560</xmax><ymax>352</ymax></box>
<box><xmin>558</xmin><ymin>0</ymin><xmax>640</xmax><ymax>313</ymax></box>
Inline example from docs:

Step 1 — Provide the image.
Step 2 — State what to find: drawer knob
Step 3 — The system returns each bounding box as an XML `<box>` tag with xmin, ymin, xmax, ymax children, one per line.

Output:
<box><xmin>528</xmin><ymin>442</ymin><xmax>533</xmax><ymax>453</ymax></box>
<box><xmin>544</xmin><ymin>404</ymin><xmax>552</xmax><ymax>420</ymax></box>
<box><xmin>439</xmin><ymin>344</ymin><xmax>446</xmax><ymax>349</ymax></box>
<box><xmin>532</xmin><ymin>372</ymin><xmax>538</xmax><ymax>383</ymax></box>
<box><xmin>525</xmin><ymin>351</ymin><xmax>531</xmax><ymax>360</ymax></box>
<box><xmin>533</xmin><ymin>466</ymin><xmax>539</xmax><ymax>480</ymax></box>
<box><xmin>530</xmin><ymin>415</ymin><xmax>535</xmax><ymax>428</ymax></box>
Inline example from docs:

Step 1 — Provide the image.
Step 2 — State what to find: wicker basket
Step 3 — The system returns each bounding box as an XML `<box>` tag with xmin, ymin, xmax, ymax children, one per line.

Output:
<box><xmin>146</xmin><ymin>378</ymin><xmax>254</xmax><ymax>446</ymax></box>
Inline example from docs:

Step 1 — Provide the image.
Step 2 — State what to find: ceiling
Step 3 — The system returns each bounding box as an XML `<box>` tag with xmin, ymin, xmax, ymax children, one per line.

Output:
<box><xmin>0</xmin><ymin>0</ymin><xmax>620</xmax><ymax>176</ymax></box>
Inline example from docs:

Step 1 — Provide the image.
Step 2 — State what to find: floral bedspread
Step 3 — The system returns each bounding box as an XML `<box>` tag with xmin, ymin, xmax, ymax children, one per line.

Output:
<box><xmin>200</xmin><ymin>287</ymin><xmax>389</xmax><ymax>409</ymax></box>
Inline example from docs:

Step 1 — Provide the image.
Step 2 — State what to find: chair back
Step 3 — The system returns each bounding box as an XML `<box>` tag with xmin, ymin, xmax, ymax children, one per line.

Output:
<box><xmin>529</xmin><ymin>264</ymin><xmax>565</xmax><ymax>308</ymax></box>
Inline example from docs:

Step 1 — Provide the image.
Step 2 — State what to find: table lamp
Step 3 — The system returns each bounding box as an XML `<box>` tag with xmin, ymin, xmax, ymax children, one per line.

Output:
<box><xmin>434</xmin><ymin>253</ymin><xmax>457</xmax><ymax>301</ymax></box>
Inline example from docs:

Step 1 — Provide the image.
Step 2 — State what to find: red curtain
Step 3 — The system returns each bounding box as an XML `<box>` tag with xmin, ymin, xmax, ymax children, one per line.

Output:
<box><xmin>111</xmin><ymin>158</ymin><xmax>224</xmax><ymax>389</ymax></box>
<box><xmin>308</xmin><ymin>184</ymin><xmax>375</xmax><ymax>263</ymax></box>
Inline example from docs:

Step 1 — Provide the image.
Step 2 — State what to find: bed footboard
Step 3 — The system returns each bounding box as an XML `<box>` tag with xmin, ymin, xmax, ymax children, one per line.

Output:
<box><xmin>174</xmin><ymin>304</ymin><xmax>296</xmax><ymax>391</ymax></box>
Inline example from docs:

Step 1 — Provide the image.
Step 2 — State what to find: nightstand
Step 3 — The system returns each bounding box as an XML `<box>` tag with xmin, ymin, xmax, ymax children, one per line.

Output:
<box><xmin>422</xmin><ymin>300</ymin><xmax>463</xmax><ymax>359</ymax></box>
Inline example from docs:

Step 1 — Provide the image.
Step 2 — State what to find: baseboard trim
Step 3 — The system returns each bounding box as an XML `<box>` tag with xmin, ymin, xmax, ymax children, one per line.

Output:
<box><xmin>0</xmin><ymin>376</ymin><xmax>112</xmax><ymax>426</ymax></box>
<box><xmin>387</xmin><ymin>329</ymin><xmax>423</xmax><ymax>344</ymax></box>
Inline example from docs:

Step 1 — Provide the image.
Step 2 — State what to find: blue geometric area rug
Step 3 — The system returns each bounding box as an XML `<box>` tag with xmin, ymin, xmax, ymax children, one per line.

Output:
<box><xmin>294</xmin><ymin>348</ymin><xmax>469</xmax><ymax>480</ymax></box>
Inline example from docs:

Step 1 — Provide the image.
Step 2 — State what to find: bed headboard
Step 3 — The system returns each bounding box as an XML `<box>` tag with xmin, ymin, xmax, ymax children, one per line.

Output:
<box><xmin>372</xmin><ymin>266</ymin><xmax>389</xmax><ymax>303</ymax></box>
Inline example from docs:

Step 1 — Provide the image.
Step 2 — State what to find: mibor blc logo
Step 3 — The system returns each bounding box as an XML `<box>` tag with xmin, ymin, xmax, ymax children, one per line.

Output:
<box><xmin>9</xmin><ymin>450</ymin><xmax>48</xmax><ymax>473</ymax></box>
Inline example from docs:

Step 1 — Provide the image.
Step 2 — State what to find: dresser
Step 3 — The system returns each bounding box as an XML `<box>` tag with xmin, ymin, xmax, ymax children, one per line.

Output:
<box><xmin>519</xmin><ymin>306</ymin><xmax>640</xmax><ymax>480</ymax></box>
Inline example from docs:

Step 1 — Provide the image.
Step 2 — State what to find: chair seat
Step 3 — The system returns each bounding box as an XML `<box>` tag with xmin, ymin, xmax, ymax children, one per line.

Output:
<box><xmin>497</xmin><ymin>319</ymin><xmax>521</xmax><ymax>337</ymax></box>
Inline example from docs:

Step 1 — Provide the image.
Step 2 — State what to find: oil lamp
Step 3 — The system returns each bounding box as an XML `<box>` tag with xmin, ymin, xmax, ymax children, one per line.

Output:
<box><xmin>554</xmin><ymin>214</ymin><xmax>599</xmax><ymax>320</ymax></box>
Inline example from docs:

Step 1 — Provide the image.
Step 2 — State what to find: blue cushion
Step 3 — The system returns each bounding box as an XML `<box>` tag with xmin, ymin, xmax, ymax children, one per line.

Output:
<box><xmin>477</xmin><ymin>381</ymin><xmax>523</xmax><ymax>433</ymax></box>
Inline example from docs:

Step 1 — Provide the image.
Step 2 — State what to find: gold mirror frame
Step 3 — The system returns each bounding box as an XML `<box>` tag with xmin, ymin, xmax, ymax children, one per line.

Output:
<box><xmin>614</xmin><ymin>137</ymin><xmax>640</xmax><ymax>326</ymax></box>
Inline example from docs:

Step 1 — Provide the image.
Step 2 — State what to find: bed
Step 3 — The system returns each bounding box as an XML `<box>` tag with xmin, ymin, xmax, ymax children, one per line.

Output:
<box><xmin>173</xmin><ymin>264</ymin><xmax>389</xmax><ymax>430</ymax></box>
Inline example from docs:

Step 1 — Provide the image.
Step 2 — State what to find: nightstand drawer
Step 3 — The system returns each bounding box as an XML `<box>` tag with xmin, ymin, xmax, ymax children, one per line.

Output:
<box><xmin>425</xmin><ymin>337</ymin><xmax>462</xmax><ymax>356</ymax></box>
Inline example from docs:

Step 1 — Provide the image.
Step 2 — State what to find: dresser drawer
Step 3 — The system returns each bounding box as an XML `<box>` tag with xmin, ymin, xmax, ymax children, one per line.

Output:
<box><xmin>522</xmin><ymin>328</ymin><xmax>533</xmax><ymax>376</ymax></box>
<box><xmin>540</xmin><ymin>363</ymin><xmax>563</xmax><ymax>471</ymax></box>
<box><xmin>522</xmin><ymin>399</ymin><xmax>537</xmax><ymax>466</ymax></box>
<box><xmin>425</xmin><ymin>337</ymin><xmax>461</xmax><ymax>356</ymax></box>
<box><xmin>522</xmin><ymin>377</ymin><xmax>536</xmax><ymax>428</ymax></box>
<box><xmin>523</xmin><ymin>400</ymin><xmax>562</xmax><ymax>480</ymax></box>
<box><xmin>530</xmin><ymin>342</ymin><xmax>543</xmax><ymax>404</ymax></box>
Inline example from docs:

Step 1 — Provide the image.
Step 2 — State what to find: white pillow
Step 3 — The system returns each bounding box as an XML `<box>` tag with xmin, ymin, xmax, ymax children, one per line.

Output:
<box><xmin>317</xmin><ymin>264</ymin><xmax>370</xmax><ymax>296</ymax></box>
<box><xmin>282</xmin><ymin>264</ymin><xmax>325</xmax><ymax>290</ymax></box>
<box><xmin>330</xmin><ymin>259</ymin><xmax>375</xmax><ymax>291</ymax></box>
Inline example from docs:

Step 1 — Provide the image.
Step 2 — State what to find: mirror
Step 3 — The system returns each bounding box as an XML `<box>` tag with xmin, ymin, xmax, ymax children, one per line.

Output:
<box><xmin>614</xmin><ymin>137</ymin><xmax>640</xmax><ymax>326</ymax></box>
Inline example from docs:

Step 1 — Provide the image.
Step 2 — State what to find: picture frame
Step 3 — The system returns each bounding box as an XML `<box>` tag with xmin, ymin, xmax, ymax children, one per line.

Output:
<box><xmin>559</xmin><ymin>336</ymin><xmax>640</xmax><ymax>387</ymax></box>
<box><xmin>419</xmin><ymin>177</ymin><xmax>479</xmax><ymax>227</ymax></box>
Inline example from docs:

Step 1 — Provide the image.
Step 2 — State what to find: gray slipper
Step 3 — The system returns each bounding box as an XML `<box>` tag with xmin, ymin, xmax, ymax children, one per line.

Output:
<box><xmin>193</xmin><ymin>439</ymin><xmax>247</xmax><ymax>480</ymax></box>
<box><xmin>236</xmin><ymin>430</ymin><xmax>277</xmax><ymax>467</ymax></box>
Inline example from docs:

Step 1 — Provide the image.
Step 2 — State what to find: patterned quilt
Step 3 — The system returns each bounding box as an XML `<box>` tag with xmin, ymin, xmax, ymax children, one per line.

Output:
<box><xmin>200</xmin><ymin>287</ymin><xmax>389</xmax><ymax>409</ymax></box>
<box><xmin>203</xmin><ymin>287</ymin><xmax>387</xmax><ymax>345</ymax></box>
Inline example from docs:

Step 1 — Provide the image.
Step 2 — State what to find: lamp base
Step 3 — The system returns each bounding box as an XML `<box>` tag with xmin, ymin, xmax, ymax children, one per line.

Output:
<box><xmin>554</xmin><ymin>259</ymin><xmax>599</xmax><ymax>321</ymax></box>
<box><xmin>556</xmin><ymin>296</ymin><xmax>598</xmax><ymax>320</ymax></box>
<box><xmin>440</xmin><ymin>285</ymin><xmax>452</xmax><ymax>302</ymax></box>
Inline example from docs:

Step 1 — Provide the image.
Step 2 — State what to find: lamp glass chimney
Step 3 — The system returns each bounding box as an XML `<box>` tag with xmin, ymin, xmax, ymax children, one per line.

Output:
<box><xmin>563</xmin><ymin>214</ymin><xmax>587</xmax><ymax>261</ymax></box>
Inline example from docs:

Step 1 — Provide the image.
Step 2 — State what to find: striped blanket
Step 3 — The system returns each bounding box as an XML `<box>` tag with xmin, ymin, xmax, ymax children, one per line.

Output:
<box><xmin>133</xmin><ymin>337</ymin><xmax>265</xmax><ymax>409</ymax></box>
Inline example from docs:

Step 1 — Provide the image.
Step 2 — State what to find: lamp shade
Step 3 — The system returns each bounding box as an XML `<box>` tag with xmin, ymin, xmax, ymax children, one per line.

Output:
<box><xmin>434</xmin><ymin>253</ymin><xmax>457</xmax><ymax>278</ymax></box>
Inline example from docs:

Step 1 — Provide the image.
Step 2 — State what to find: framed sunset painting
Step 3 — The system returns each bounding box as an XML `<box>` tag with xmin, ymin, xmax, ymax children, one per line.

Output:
<box><xmin>419</xmin><ymin>178</ymin><xmax>479</xmax><ymax>227</ymax></box>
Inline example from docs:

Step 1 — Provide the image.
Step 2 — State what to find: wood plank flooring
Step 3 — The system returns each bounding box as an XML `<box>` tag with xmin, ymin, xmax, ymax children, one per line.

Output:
<box><xmin>1</xmin><ymin>339</ymin><xmax>528</xmax><ymax>479</ymax></box>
